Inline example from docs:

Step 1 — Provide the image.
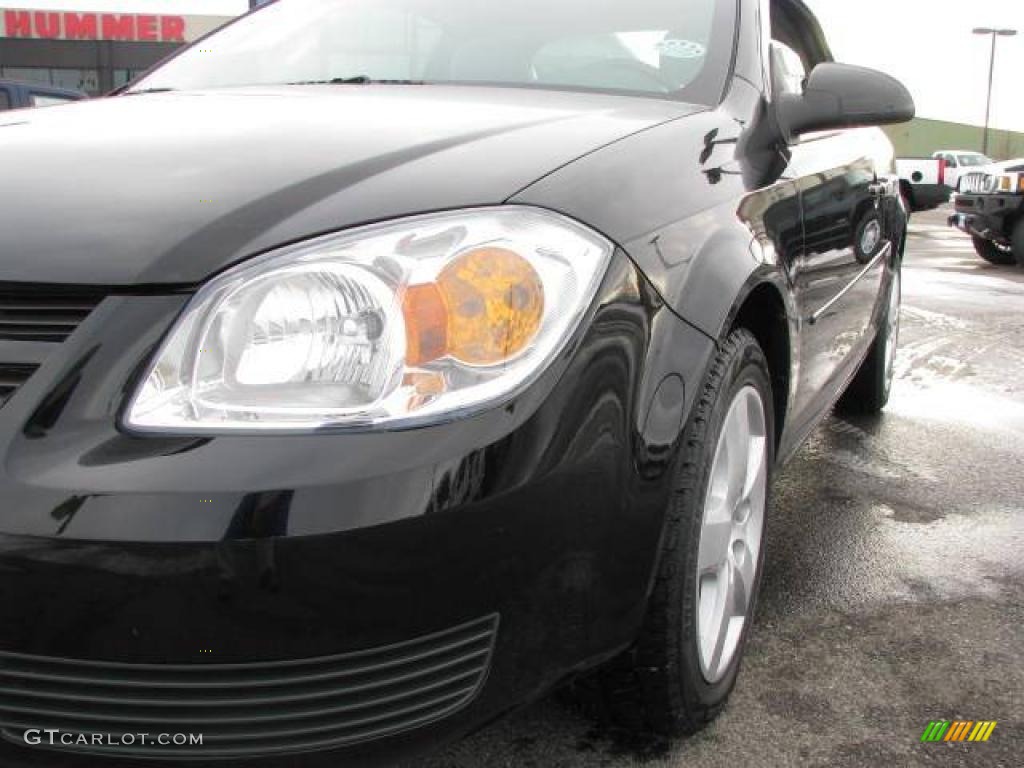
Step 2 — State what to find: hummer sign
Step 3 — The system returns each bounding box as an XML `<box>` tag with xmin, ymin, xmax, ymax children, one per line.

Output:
<box><xmin>0</xmin><ymin>8</ymin><xmax>226</xmax><ymax>42</ymax></box>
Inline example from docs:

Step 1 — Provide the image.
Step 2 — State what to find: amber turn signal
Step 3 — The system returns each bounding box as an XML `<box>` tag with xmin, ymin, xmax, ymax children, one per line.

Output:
<box><xmin>403</xmin><ymin>247</ymin><xmax>544</xmax><ymax>367</ymax></box>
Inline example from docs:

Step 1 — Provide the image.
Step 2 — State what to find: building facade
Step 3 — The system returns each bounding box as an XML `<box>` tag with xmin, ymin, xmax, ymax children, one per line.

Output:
<box><xmin>0</xmin><ymin>7</ymin><xmax>234</xmax><ymax>95</ymax></box>
<box><xmin>884</xmin><ymin>118</ymin><xmax>1024</xmax><ymax>162</ymax></box>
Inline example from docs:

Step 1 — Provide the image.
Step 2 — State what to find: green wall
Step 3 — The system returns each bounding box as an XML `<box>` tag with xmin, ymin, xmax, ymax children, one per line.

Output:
<box><xmin>883</xmin><ymin>118</ymin><xmax>1024</xmax><ymax>161</ymax></box>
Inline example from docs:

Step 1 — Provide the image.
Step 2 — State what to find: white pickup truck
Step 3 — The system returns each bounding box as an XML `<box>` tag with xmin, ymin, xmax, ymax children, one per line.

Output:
<box><xmin>932</xmin><ymin>149</ymin><xmax>994</xmax><ymax>191</ymax></box>
<box><xmin>895</xmin><ymin>156</ymin><xmax>951</xmax><ymax>213</ymax></box>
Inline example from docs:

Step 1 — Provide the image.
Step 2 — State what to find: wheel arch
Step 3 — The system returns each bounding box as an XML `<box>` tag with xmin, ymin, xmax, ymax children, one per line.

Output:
<box><xmin>720</xmin><ymin>273</ymin><xmax>794</xmax><ymax>452</ymax></box>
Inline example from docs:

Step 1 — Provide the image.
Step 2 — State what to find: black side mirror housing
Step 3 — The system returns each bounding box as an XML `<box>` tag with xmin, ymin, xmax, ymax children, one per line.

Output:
<box><xmin>776</xmin><ymin>62</ymin><xmax>915</xmax><ymax>143</ymax></box>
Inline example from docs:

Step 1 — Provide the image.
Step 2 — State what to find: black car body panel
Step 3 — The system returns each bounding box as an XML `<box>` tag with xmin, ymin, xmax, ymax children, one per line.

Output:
<box><xmin>0</xmin><ymin>87</ymin><xmax>697</xmax><ymax>286</ymax></box>
<box><xmin>514</xmin><ymin>78</ymin><xmax>901</xmax><ymax>463</ymax></box>
<box><xmin>0</xmin><ymin>0</ymin><xmax>907</xmax><ymax>763</ymax></box>
<box><xmin>0</xmin><ymin>255</ymin><xmax>717</xmax><ymax>763</ymax></box>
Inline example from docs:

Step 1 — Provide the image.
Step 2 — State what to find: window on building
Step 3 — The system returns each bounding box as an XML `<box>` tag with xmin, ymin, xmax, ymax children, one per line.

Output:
<box><xmin>30</xmin><ymin>93</ymin><xmax>79</xmax><ymax>108</ymax></box>
<box><xmin>1</xmin><ymin>67</ymin><xmax>52</xmax><ymax>86</ymax></box>
<box><xmin>50</xmin><ymin>69</ymin><xmax>99</xmax><ymax>94</ymax></box>
<box><xmin>0</xmin><ymin>67</ymin><xmax>99</xmax><ymax>96</ymax></box>
<box><xmin>113</xmin><ymin>69</ymin><xmax>146</xmax><ymax>90</ymax></box>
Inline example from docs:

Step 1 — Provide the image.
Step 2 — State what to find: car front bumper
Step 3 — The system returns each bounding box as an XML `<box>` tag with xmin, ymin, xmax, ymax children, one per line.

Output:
<box><xmin>0</xmin><ymin>253</ymin><xmax>714</xmax><ymax>765</ymax></box>
<box><xmin>950</xmin><ymin>192</ymin><xmax>1024</xmax><ymax>243</ymax></box>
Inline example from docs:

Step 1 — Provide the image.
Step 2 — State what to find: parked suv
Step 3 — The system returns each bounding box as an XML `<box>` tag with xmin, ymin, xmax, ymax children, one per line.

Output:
<box><xmin>0</xmin><ymin>0</ymin><xmax>912</xmax><ymax>764</ymax></box>
<box><xmin>950</xmin><ymin>159</ymin><xmax>1024</xmax><ymax>266</ymax></box>
<box><xmin>0</xmin><ymin>79</ymin><xmax>86</xmax><ymax>111</ymax></box>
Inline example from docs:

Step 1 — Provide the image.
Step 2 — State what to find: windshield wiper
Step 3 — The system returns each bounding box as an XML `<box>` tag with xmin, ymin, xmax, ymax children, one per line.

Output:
<box><xmin>287</xmin><ymin>76</ymin><xmax>426</xmax><ymax>86</ymax></box>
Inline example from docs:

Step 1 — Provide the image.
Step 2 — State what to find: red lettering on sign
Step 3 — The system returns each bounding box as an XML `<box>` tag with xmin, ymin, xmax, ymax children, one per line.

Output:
<box><xmin>3</xmin><ymin>10</ymin><xmax>32</xmax><ymax>37</ymax></box>
<box><xmin>101</xmin><ymin>14</ymin><xmax>135</xmax><ymax>41</ymax></box>
<box><xmin>136</xmin><ymin>14</ymin><xmax>157</xmax><ymax>41</ymax></box>
<box><xmin>160</xmin><ymin>16</ymin><xmax>186</xmax><ymax>42</ymax></box>
<box><xmin>2</xmin><ymin>10</ymin><xmax>192</xmax><ymax>42</ymax></box>
<box><xmin>65</xmin><ymin>13</ymin><xmax>98</xmax><ymax>40</ymax></box>
<box><xmin>33</xmin><ymin>11</ymin><xmax>61</xmax><ymax>38</ymax></box>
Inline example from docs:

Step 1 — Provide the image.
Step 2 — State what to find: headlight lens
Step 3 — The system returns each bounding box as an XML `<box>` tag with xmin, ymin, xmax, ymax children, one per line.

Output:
<box><xmin>125</xmin><ymin>208</ymin><xmax>612</xmax><ymax>432</ymax></box>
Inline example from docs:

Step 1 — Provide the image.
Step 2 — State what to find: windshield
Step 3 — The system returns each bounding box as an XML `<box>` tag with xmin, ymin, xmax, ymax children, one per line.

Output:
<box><xmin>130</xmin><ymin>0</ymin><xmax>735</xmax><ymax>104</ymax></box>
<box><xmin>958</xmin><ymin>154</ymin><xmax>992</xmax><ymax>167</ymax></box>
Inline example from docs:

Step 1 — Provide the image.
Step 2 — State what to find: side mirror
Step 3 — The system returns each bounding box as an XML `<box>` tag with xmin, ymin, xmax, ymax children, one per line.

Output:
<box><xmin>776</xmin><ymin>62</ymin><xmax>915</xmax><ymax>142</ymax></box>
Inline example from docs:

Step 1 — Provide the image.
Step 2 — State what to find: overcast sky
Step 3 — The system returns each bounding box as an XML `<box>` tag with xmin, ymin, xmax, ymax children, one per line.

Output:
<box><xmin>807</xmin><ymin>0</ymin><xmax>1023</xmax><ymax>132</ymax></box>
<box><xmin>12</xmin><ymin>0</ymin><xmax>1024</xmax><ymax>131</ymax></box>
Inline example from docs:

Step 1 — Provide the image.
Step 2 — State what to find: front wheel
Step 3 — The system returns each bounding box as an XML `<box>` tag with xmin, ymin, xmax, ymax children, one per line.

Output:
<box><xmin>972</xmin><ymin>235</ymin><xmax>1016</xmax><ymax>266</ymax></box>
<box><xmin>579</xmin><ymin>329</ymin><xmax>773</xmax><ymax>736</ymax></box>
<box><xmin>838</xmin><ymin>263</ymin><xmax>900</xmax><ymax>415</ymax></box>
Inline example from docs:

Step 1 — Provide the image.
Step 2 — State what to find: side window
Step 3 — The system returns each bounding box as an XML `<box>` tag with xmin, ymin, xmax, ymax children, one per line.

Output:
<box><xmin>770</xmin><ymin>41</ymin><xmax>806</xmax><ymax>97</ymax></box>
<box><xmin>0</xmin><ymin>89</ymin><xmax>10</xmax><ymax>111</ymax></box>
<box><xmin>944</xmin><ymin>154</ymin><xmax>958</xmax><ymax>168</ymax></box>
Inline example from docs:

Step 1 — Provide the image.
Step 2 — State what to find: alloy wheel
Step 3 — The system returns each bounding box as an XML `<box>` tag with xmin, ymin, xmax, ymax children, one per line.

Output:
<box><xmin>695</xmin><ymin>386</ymin><xmax>768</xmax><ymax>683</ymax></box>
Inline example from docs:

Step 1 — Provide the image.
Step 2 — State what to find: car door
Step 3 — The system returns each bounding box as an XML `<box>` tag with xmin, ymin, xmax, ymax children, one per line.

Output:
<box><xmin>771</xmin><ymin>42</ymin><xmax>892</xmax><ymax>426</ymax></box>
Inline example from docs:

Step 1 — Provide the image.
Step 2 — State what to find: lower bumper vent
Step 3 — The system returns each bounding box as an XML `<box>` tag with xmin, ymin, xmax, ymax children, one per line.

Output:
<box><xmin>0</xmin><ymin>615</ymin><xmax>498</xmax><ymax>758</ymax></box>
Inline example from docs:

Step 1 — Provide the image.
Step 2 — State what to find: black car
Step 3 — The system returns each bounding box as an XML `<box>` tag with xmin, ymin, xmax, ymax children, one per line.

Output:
<box><xmin>0</xmin><ymin>0</ymin><xmax>912</xmax><ymax>764</ymax></box>
<box><xmin>0</xmin><ymin>80</ymin><xmax>86</xmax><ymax>111</ymax></box>
<box><xmin>950</xmin><ymin>162</ymin><xmax>1024</xmax><ymax>267</ymax></box>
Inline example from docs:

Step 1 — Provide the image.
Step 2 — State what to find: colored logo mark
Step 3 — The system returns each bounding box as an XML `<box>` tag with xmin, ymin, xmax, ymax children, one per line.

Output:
<box><xmin>921</xmin><ymin>720</ymin><xmax>997</xmax><ymax>742</ymax></box>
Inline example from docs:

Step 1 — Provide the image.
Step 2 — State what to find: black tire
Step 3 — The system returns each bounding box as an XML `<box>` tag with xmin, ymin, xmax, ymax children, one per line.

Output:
<box><xmin>837</xmin><ymin>263</ymin><xmax>901</xmax><ymax>415</ymax></box>
<box><xmin>1012</xmin><ymin>218</ymin><xmax>1024</xmax><ymax>269</ymax></box>
<box><xmin>972</xmin><ymin>235</ymin><xmax>1015</xmax><ymax>266</ymax></box>
<box><xmin>575</xmin><ymin>329</ymin><xmax>774</xmax><ymax>737</ymax></box>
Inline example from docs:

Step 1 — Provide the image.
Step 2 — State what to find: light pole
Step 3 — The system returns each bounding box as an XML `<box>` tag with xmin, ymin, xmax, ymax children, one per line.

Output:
<box><xmin>973</xmin><ymin>27</ymin><xmax>1017</xmax><ymax>156</ymax></box>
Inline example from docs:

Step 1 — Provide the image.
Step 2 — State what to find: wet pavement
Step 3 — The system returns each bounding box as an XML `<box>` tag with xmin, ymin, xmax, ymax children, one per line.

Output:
<box><xmin>414</xmin><ymin>206</ymin><xmax>1024</xmax><ymax>768</ymax></box>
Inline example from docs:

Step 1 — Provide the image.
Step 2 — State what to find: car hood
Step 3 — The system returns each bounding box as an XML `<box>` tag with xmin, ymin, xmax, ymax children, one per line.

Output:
<box><xmin>0</xmin><ymin>86</ymin><xmax>699</xmax><ymax>286</ymax></box>
<box><xmin>981</xmin><ymin>159</ymin><xmax>1024</xmax><ymax>174</ymax></box>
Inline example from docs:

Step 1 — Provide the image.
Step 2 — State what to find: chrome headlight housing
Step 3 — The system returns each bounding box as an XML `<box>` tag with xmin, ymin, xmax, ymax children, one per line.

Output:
<box><xmin>124</xmin><ymin>208</ymin><xmax>613</xmax><ymax>433</ymax></box>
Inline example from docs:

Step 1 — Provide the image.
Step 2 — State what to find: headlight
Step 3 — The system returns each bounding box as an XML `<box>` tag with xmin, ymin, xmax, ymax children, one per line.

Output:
<box><xmin>125</xmin><ymin>208</ymin><xmax>613</xmax><ymax>433</ymax></box>
<box><xmin>994</xmin><ymin>174</ymin><xmax>1024</xmax><ymax>193</ymax></box>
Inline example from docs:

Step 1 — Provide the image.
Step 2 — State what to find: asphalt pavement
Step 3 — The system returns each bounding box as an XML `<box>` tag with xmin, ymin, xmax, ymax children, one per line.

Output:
<box><xmin>413</xmin><ymin>206</ymin><xmax>1024</xmax><ymax>768</ymax></box>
